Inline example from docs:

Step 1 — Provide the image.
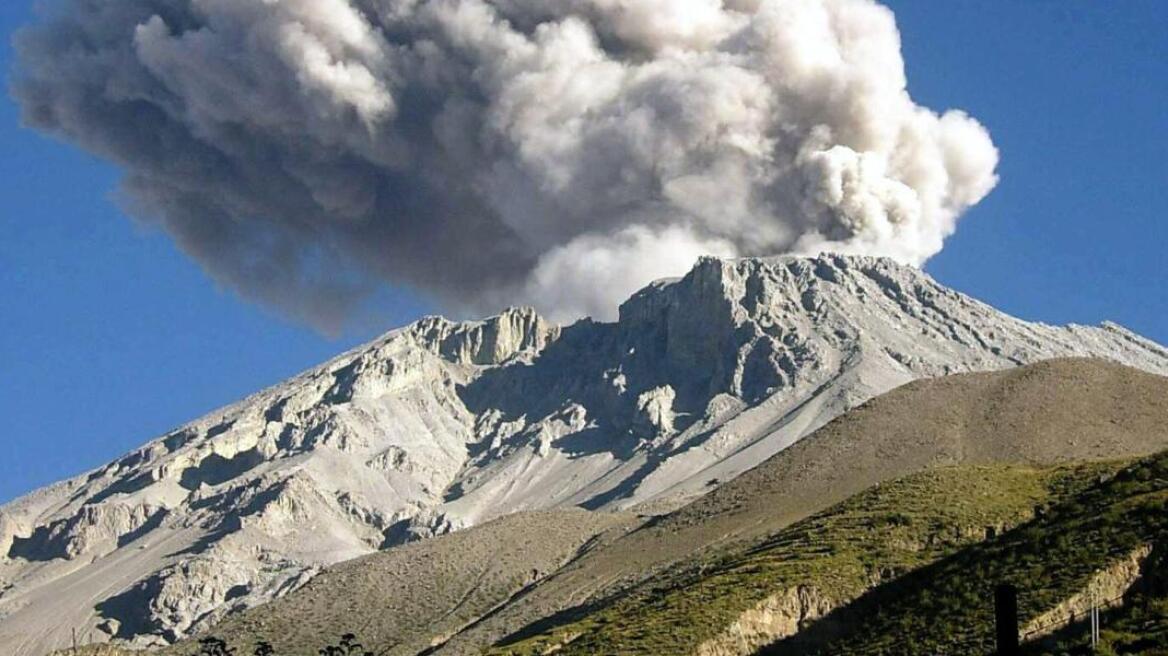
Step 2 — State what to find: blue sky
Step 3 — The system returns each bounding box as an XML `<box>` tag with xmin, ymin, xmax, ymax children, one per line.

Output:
<box><xmin>1</xmin><ymin>1</ymin><xmax>1165</xmax><ymax>504</ymax></box>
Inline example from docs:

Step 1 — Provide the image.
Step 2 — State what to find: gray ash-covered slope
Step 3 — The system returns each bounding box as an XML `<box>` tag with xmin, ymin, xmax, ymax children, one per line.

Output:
<box><xmin>2</xmin><ymin>254</ymin><xmax>1166</xmax><ymax>655</ymax></box>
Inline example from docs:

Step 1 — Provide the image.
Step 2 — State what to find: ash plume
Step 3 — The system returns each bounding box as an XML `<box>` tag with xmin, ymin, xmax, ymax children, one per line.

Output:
<box><xmin>13</xmin><ymin>0</ymin><xmax>999</xmax><ymax>326</ymax></box>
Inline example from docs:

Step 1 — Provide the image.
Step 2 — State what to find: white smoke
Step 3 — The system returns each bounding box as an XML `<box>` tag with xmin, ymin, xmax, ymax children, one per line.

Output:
<box><xmin>13</xmin><ymin>0</ymin><xmax>999</xmax><ymax>326</ymax></box>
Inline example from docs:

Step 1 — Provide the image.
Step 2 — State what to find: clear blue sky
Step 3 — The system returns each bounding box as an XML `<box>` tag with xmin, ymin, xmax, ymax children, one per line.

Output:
<box><xmin>1</xmin><ymin>1</ymin><xmax>1165</xmax><ymax>504</ymax></box>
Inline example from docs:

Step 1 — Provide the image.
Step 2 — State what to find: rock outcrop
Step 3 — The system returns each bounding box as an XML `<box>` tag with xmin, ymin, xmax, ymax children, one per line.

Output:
<box><xmin>696</xmin><ymin>586</ymin><xmax>834</xmax><ymax>656</ymax></box>
<box><xmin>1022</xmin><ymin>543</ymin><xmax>1156</xmax><ymax>641</ymax></box>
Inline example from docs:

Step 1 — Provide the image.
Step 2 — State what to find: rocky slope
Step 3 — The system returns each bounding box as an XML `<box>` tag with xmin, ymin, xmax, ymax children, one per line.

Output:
<box><xmin>57</xmin><ymin>358</ymin><xmax>1168</xmax><ymax>656</ymax></box>
<box><xmin>3</xmin><ymin>254</ymin><xmax>1167</xmax><ymax>655</ymax></box>
<box><xmin>196</xmin><ymin>509</ymin><xmax>640</xmax><ymax>656</ymax></box>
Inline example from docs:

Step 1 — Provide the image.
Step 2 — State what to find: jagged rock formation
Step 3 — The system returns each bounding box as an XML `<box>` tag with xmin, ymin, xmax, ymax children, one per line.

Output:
<box><xmin>2</xmin><ymin>254</ymin><xmax>1167</xmax><ymax>655</ymax></box>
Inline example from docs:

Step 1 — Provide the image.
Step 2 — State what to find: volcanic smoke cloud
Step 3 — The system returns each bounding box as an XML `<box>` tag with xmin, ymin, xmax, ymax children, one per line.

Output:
<box><xmin>14</xmin><ymin>0</ymin><xmax>999</xmax><ymax>326</ymax></box>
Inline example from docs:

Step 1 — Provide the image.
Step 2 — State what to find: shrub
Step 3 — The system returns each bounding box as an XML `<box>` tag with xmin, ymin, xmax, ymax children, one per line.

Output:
<box><xmin>318</xmin><ymin>633</ymin><xmax>372</xmax><ymax>656</ymax></box>
<box><xmin>198</xmin><ymin>637</ymin><xmax>235</xmax><ymax>656</ymax></box>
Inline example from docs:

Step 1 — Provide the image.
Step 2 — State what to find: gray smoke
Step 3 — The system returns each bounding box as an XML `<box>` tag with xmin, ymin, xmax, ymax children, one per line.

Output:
<box><xmin>13</xmin><ymin>0</ymin><xmax>999</xmax><ymax>326</ymax></box>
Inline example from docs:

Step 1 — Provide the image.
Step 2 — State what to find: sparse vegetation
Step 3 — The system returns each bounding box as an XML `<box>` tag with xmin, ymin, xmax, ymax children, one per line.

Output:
<box><xmin>1024</xmin><ymin>594</ymin><xmax>1168</xmax><ymax>656</ymax></box>
<box><xmin>768</xmin><ymin>453</ymin><xmax>1168</xmax><ymax>655</ymax></box>
<box><xmin>488</xmin><ymin>461</ymin><xmax>1125</xmax><ymax>655</ymax></box>
<box><xmin>198</xmin><ymin>637</ymin><xmax>234</xmax><ymax>656</ymax></box>
<box><xmin>1019</xmin><ymin>510</ymin><xmax>1168</xmax><ymax>655</ymax></box>
<box><xmin>317</xmin><ymin>634</ymin><xmax>372</xmax><ymax>656</ymax></box>
<box><xmin>152</xmin><ymin>509</ymin><xmax>636</xmax><ymax>656</ymax></box>
<box><xmin>155</xmin><ymin>634</ymin><xmax>376</xmax><ymax>656</ymax></box>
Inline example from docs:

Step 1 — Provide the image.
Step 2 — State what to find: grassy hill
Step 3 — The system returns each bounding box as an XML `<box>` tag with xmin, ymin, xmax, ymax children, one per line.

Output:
<box><xmin>486</xmin><ymin>461</ymin><xmax>1125</xmax><ymax>655</ymax></box>
<box><xmin>762</xmin><ymin>452</ymin><xmax>1168</xmax><ymax>655</ymax></box>
<box><xmin>490</xmin><ymin>451</ymin><xmax>1167</xmax><ymax>656</ymax></box>
<box><xmin>1022</xmin><ymin>552</ymin><xmax>1168</xmax><ymax>656</ymax></box>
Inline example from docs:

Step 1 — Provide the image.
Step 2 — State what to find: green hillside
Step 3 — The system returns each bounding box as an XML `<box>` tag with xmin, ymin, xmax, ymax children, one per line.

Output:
<box><xmin>761</xmin><ymin>451</ymin><xmax>1168</xmax><ymax>655</ymax></box>
<box><xmin>1021</xmin><ymin>556</ymin><xmax>1168</xmax><ymax>656</ymax></box>
<box><xmin>488</xmin><ymin>460</ymin><xmax>1130</xmax><ymax>655</ymax></box>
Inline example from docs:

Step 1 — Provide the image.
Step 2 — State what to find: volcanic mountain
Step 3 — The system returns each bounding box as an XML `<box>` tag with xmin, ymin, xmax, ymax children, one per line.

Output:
<box><xmin>2</xmin><ymin>254</ymin><xmax>1166</xmax><ymax>655</ymax></box>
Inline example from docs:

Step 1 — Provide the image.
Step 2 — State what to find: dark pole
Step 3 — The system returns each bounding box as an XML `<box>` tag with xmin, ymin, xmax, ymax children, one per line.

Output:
<box><xmin>995</xmin><ymin>584</ymin><xmax>1020</xmax><ymax>656</ymax></box>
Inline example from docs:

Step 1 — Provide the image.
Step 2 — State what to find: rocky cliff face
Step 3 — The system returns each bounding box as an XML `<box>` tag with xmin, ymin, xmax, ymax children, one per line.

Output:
<box><xmin>2</xmin><ymin>254</ymin><xmax>1167</xmax><ymax>655</ymax></box>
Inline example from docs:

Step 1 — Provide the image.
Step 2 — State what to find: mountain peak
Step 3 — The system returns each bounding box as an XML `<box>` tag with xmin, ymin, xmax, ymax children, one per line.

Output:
<box><xmin>620</xmin><ymin>252</ymin><xmax>924</xmax><ymax>327</ymax></box>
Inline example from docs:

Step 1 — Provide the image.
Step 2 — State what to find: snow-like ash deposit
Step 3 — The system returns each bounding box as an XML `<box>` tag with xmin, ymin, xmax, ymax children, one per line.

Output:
<box><xmin>13</xmin><ymin>0</ymin><xmax>999</xmax><ymax>325</ymax></box>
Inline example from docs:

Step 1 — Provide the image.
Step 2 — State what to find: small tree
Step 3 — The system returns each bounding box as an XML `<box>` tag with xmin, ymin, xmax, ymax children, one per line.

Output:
<box><xmin>254</xmin><ymin>640</ymin><xmax>275</xmax><ymax>656</ymax></box>
<box><xmin>198</xmin><ymin>637</ymin><xmax>236</xmax><ymax>656</ymax></box>
<box><xmin>319</xmin><ymin>633</ymin><xmax>372</xmax><ymax>656</ymax></box>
